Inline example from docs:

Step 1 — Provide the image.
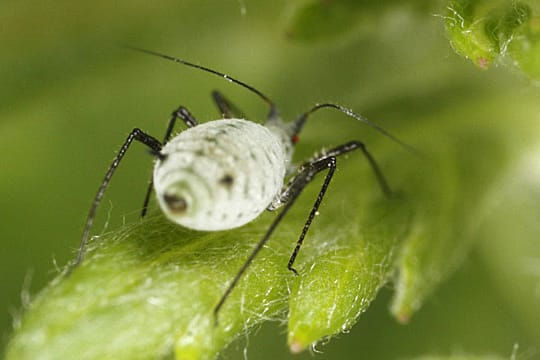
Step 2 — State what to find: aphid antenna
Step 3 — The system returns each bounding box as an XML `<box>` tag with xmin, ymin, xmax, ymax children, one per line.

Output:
<box><xmin>291</xmin><ymin>103</ymin><xmax>419</xmax><ymax>155</ymax></box>
<box><xmin>125</xmin><ymin>46</ymin><xmax>278</xmax><ymax>120</ymax></box>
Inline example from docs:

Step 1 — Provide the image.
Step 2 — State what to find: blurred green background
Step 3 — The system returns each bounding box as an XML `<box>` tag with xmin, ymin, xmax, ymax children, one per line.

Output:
<box><xmin>2</xmin><ymin>1</ymin><xmax>539</xmax><ymax>359</ymax></box>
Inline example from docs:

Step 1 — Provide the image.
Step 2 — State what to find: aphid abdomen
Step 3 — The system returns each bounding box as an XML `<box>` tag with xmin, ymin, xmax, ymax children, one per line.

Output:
<box><xmin>154</xmin><ymin>119</ymin><xmax>288</xmax><ymax>231</ymax></box>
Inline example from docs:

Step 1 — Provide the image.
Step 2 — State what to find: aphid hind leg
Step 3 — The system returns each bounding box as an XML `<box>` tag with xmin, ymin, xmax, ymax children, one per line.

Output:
<box><xmin>211</xmin><ymin>90</ymin><xmax>247</xmax><ymax>119</ymax></box>
<box><xmin>72</xmin><ymin>129</ymin><xmax>162</xmax><ymax>272</ymax></box>
<box><xmin>212</xmin><ymin>155</ymin><xmax>339</xmax><ymax>324</ymax></box>
<box><xmin>140</xmin><ymin>106</ymin><xmax>198</xmax><ymax>217</ymax></box>
<box><xmin>281</xmin><ymin>156</ymin><xmax>338</xmax><ymax>275</ymax></box>
<box><xmin>213</xmin><ymin>156</ymin><xmax>340</xmax><ymax>324</ymax></box>
<box><xmin>285</xmin><ymin>140</ymin><xmax>392</xmax><ymax>274</ymax></box>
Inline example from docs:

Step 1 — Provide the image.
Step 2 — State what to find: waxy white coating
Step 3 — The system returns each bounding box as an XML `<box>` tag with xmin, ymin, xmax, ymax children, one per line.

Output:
<box><xmin>153</xmin><ymin>118</ymin><xmax>293</xmax><ymax>231</ymax></box>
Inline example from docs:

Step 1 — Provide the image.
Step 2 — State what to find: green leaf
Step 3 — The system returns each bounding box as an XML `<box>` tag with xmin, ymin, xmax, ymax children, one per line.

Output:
<box><xmin>6</xmin><ymin>146</ymin><xmax>415</xmax><ymax>359</ymax></box>
<box><xmin>389</xmin><ymin>94</ymin><xmax>538</xmax><ymax>321</ymax></box>
<box><xmin>445</xmin><ymin>0</ymin><xmax>540</xmax><ymax>78</ymax></box>
<box><xmin>285</xmin><ymin>0</ymin><xmax>431</xmax><ymax>43</ymax></box>
<box><xmin>288</xmin><ymin>194</ymin><xmax>412</xmax><ymax>351</ymax></box>
<box><xmin>285</xmin><ymin>0</ymin><xmax>366</xmax><ymax>42</ymax></box>
<box><xmin>506</xmin><ymin>6</ymin><xmax>540</xmax><ymax>79</ymax></box>
<box><xmin>7</xmin><ymin>92</ymin><xmax>540</xmax><ymax>359</ymax></box>
<box><xmin>445</xmin><ymin>0</ymin><xmax>502</xmax><ymax>69</ymax></box>
<box><xmin>6</xmin><ymin>215</ymin><xmax>291</xmax><ymax>360</ymax></box>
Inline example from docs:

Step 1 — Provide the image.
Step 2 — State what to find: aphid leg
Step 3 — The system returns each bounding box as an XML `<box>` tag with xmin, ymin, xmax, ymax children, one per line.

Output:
<box><xmin>280</xmin><ymin>157</ymin><xmax>338</xmax><ymax>275</ymax></box>
<box><xmin>211</xmin><ymin>90</ymin><xmax>247</xmax><ymax>119</ymax></box>
<box><xmin>140</xmin><ymin>106</ymin><xmax>198</xmax><ymax>217</ymax></box>
<box><xmin>213</xmin><ymin>156</ymin><xmax>337</xmax><ymax>324</ymax></box>
<box><xmin>171</xmin><ymin>106</ymin><xmax>199</xmax><ymax>129</ymax></box>
<box><xmin>286</xmin><ymin>140</ymin><xmax>392</xmax><ymax>274</ymax></box>
<box><xmin>70</xmin><ymin>129</ymin><xmax>162</xmax><ymax>273</ymax></box>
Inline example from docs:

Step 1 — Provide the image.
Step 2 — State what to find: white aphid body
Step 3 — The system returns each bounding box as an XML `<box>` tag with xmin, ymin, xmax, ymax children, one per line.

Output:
<box><xmin>153</xmin><ymin>118</ymin><xmax>293</xmax><ymax>231</ymax></box>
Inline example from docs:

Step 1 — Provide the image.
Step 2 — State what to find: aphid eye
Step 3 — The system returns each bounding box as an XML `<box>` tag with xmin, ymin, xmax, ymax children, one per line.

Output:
<box><xmin>219</xmin><ymin>174</ymin><xmax>234</xmax><ymax>187</ymax></box>
<box><xmin>163</xmin><ymin>193</ymin><xmax>188</xmax><ymax>214</ymax></box>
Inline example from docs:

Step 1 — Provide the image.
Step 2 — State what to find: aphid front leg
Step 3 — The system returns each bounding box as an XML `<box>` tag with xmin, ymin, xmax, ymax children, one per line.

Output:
<box><xmin>282</xmin><ymin>140</ymin><xmax>392</xmax><ymax>275</ymax></box>
<box><xmin>140</xmin><ymin>106</ymin><xmax>199</xmax><ymax>217</ymax></box>
<box><xmin>74</xmin><ymin>129</ymin><xmax>162</xmax><ymax>270</ymax></box>
<box><xmin>211</xmin><ymin>90</ymin><xmax>247</xmax><ymax>119</ymax></box>
<box><xmin>171</xmin><ymin>106</ymin><xmax>199</xmax><ymax>129</ymax></box>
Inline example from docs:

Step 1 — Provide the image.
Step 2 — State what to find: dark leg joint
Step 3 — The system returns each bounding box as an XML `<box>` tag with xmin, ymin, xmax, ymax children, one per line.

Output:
<box><xmin>323</xmin><ymin>140</ymin><xmax>392</xmax><ymax>198</ymax></box>
<box><xmin>172</xmin><ymin>106</ymin><xmax>198</xmax><ymax>128</ymax></box>
<box><xmin>75</xmin><ymin>127</ymin><xmax>162</xmax><ymax>271</ymax></box>
<box><xmin>287</xmin><ymin>263</ymin><xmax>299</xmax><ymax>276</ymax></box>
<box><xmin>148</xmin><ymin>148</ymin><xmax>167</xmax><ymax>161</ymax></box>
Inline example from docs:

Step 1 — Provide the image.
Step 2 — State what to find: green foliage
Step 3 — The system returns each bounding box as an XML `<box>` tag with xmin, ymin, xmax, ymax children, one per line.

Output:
<box><xmin>285</xmin><ymin>0</ymin><xmax>431</xmax><ymax>42</ymax></box>
<box><xmin>445</xmin><ymin>0</ymin><xmax>540</xmax><ymax>78</ymax></box>
<box><xmin>287</xmin><ymin>0</ymin><xmax>540</xmax><ymax>79</ymax></box>
<box><xmin>5</xmin><ymin>166</ymin><xmax>412</xmax><ymax>359</ymax></box>
<box><xmin>288</xmin><ymin>195</ymin><xmax>412</xmax><ymax>350</ymax></box>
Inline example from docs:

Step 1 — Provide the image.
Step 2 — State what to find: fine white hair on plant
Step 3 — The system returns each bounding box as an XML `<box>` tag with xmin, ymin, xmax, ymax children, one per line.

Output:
<box><xmin>68</xmin><ymin>47</ymin><xmax>414</xmax><ymax>325</ymax></box>
<box><xmin>9</xmin><ymin>269</ymin><xmax>34</xmax><ymax>331</ymax></box>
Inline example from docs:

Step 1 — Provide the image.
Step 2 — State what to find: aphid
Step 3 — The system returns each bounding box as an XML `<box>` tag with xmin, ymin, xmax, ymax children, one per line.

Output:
<box><xmin>73</xmin><ymin>48</ymin><xmax>414</xmax><ymax>322</ymax></box>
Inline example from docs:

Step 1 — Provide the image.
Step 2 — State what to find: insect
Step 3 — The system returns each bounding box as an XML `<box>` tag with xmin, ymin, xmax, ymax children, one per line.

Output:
<box><xmin>73</xmin><ymin>47</ymin><xmax>414</xmax><ymax>322</ymax></box>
